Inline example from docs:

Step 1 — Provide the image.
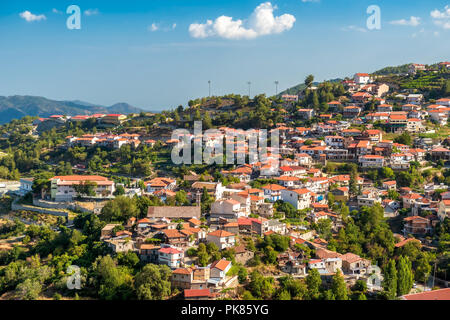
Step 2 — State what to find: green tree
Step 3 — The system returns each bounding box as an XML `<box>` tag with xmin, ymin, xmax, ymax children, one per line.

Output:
<box><xmin>349</xmin><ymin>165</ymin><xmax>359</xmax><ymax>197</ymax></box>
<box><xmin>383</xmin><ymin>259</ymin><xmax>398</xmax><ymax>300</ymax></box>
<box><xmin>92</xmin><ymin>255</ymin><xmax>134</xmax><ymax>300</ymax></box>
<box><xmin>394</xmin><ymin>132</ymin><xmax>412</xmax><ymax>146</ymax></box>
<box><xmin>249</xmin><ymin>271</ymin><xmax>274</xmax><ymax>299</ymax></box>
<box><xmin>73</xmin><ymin>181</ymin><xmax>98</xmax><ymax>197</ymax></box>
<box><xmin>277</xmin><ymin>290</ymin><xmax>291</xmax><ymax>300</ymax></box>
<box><xmin>15</xmin><ymin>278</ymin><xmax>42</xmax><ymax>300</ymax></box>
<box><xmin>203</xmin><ymin>112</ymin><xmax>213</xmax><ymax>129</ymax></box>
<box><xmin>305</xmin><ymin>75</ymin><xmax>315</xmax><ymax>88</ymax></box>
<box><xmin>134</xmin><ymin>264</ymin><xmax>172</xmax><ymax>300</ymax></box>
<box><xmin>331</xmin><ymin>270</ymin><xmax>348</xmax><ymax>300</ymax></box>
<box><xmin>238</xmin><ymin>267</ymin><xmax>248</xmax><ymax>284</ymax></box>
<box><xmin>397</xmin><ymin>256</ymin><xmax>414</xmax><ymax>297</ymax></box>
<box><xmin>100</xmin><ymin>196</ymin><xmax>139</xmax><ymax>223</ymax></box>
<box><xmin>357</xmin><ymin>293</ymin><xmax>367</xmax><ymax>300</ymax></box>
<box><xmin>306</xmin><ymin>268</ymin><xmax>322</xmax><ymax>299</ymax></box>
<box><xmin>114</xmin><ymin>185</ymin><xmax>126</xmax><ymax>196</ymax></box>
<box><xmin>381</xmin><ymin>167</ymin><xmax>395</xmax><ymax>180</ymax></box>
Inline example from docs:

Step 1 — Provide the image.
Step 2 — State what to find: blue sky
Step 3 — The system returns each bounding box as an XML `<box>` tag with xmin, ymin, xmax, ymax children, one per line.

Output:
<box><xmin>0</xmin><ymin>0</ymin><xmax>449</xmax><ymax>111</ymax></box>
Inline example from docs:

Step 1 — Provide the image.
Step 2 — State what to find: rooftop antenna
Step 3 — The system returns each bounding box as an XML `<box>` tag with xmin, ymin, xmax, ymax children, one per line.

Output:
<box><xmin>275</xmin><ymin>80</ymin><xmax>279</xmax><ymax>96</ymax></box>
<box><xmin>247</xmin><ymin>81</ymin><xmax>252</xmax><ymax>98</ymax></box>
<box><xmin>208</xmin><ymin>80</ymin><xmax>211</xmax><ymax>97</ymax></box>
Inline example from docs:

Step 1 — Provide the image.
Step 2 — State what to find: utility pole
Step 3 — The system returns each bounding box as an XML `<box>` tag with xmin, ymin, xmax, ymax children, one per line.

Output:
<box><xmin>247</xmin><ymin>81</ymin><xmax>251</xmax><ymax>98</ymax></box>
<box><xmin>275</xmin><ymin>81</ymin><xmax>279</xmax><ymax>96</ymax></box>
<box><xmin>431</xmin><ymin>260</ymin><xmax>437</xmax><ymax>290</ymax></box>
<box><xmin>208</xmin><ymin>80</ymin><xmax>211</xmax><ymax>97</ymax></box>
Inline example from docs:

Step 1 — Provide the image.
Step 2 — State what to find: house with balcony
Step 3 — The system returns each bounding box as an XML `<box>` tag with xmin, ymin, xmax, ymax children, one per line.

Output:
<box><xmin>408</xmin><ymin>63</ymin><xmax>426</xmax><ymax>74</ymax></box>
<box><xmin>358</xmin><ymin>155</ymin><xmax>385</xmax><ymax>168</ymax></box>
<box><xmin>158</xmin><ymin>245</ymin><xmax>184</xmax><ymax>269</ymax></box>
<box><xmin>382</xmin><ymin>181</ymin><xmax>397</xmax><ymax>190</ymax></box>
<box><xmin>340</xmin><ymin>253</ymin><xmax>371</xmax><ymax>275</ymax></box>
<box><xmin>406</xmin><ymin>118</ymin><xmax>424</xmax><ymax>133</ymax></box>
<box><xmin>206</xmin><ymin>230</ymin><xmax>236</xmax><ymax>250</ymax></box>
<box><xmin>402</xmin><ymin>192</ymin><xmax>424</xmax><ymax>210</ymax></box>
<box><xmin>431</xmin><ymin>147</ymin><xmax>450</xmax><ymax>161</ymax></box>
<box><xmin>406</xmin><ymin>94</ymin><xmax>424</xmax><ymax>105</ymax></box>
<box><xmin>403</xmin><ymin>216</ymin><xmax>433</xmax><ymax>236</ymax></box>
<box><xmin>377</xmin><ymin>104</ymin><xmax>393</xmax><ymax>112</ymax></box>
<box><xmin>325</xmin><ymin>136</ymin><xmax>345</xmax><ymax>148</ymax></box>
<box><xmin>438</xmin><ymin>200</ymin><xmax>450</xmax><ymax>221</ymax></box>
<box><xmin>281</xmin><ymin>188</ymin><xmax>313</xmax><ymax>210</ymax></box>
<box><xmin>295</xmin><ymin>153</ymin><xmax>313</xmax><ymax>167</ymax></box>
<box><xmin>343</xmin><ymin>106</ymin><xmax>362</xmax><ymax>118</ymax></box>
<box><xmin>211</xmin><ymin>199</ymin><xmax>245</xmax><ymax>219</ymax></box>
<box><xmin>262</xmin><ymin>184</ymin><xmax>286</xmax><ymax>202</ymax></box>
<box><xmin>275</xmin><ymin>176</ymin><xmax>300</xmax><ymax>188</ymax></box>
<box><xmin>145</xmin><ymin>177</ymin><xmax>176</xmax><ymax>194</ymax></box>
<box><xmin>388</xmin><ymin>114</ymin><xmax>408</xmax><ymax>132</ymax></box>
<box><xmin>50</xmin><ymin>175</ymin><xmax>115</xmax><ymax>202</ymax></box>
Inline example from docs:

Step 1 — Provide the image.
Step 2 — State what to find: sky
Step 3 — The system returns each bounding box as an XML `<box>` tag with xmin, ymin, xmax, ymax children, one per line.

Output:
<box><xmin>0</xmin><ymin>0</ymin><xmax>449</xmax><ymax>111</ymax></box>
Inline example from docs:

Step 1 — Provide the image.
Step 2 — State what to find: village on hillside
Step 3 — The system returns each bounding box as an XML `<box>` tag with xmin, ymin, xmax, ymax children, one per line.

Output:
<box><xmin>0</xmin><ymin>62</ymin><xmax>450</xmax><ymax>301</ymax></box>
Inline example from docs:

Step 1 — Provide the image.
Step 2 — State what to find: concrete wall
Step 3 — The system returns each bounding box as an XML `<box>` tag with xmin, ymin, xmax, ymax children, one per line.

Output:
<box><xmin>33</xmin><ymin>199</ymin><xmax>93</xmax><ymax>213</ymax></box>
<box><xmin>11</xmin><ymin>201</ymin><xmax>68</xmax><ymax>217</ymax></box>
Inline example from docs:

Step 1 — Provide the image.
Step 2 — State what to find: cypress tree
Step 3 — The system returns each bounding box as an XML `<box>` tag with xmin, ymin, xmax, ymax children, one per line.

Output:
<box><xmin>397</xmin><ymin>256</ymin><xmax>414</xmax><ymax>297</ymax></box>
<box><xmin>383</xmin><ymin>259</ymin><xmax>398</xmax><ymax>299</ymax></box>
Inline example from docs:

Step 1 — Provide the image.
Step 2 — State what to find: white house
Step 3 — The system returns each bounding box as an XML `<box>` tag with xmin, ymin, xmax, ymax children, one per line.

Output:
<box><xmin>354</xmin><ymin>73</ymin><xmax>370</xmax><ymax>84</ymax></box>
<box><xmin>262</xmin><ymin>184</ymin><xmax>286</xmax><ymax>202</ymax></box>
<box><xmin>210</xmin><ymin>259</ymin><xmax>232</xmax><ymax>281</ymax></box>
<box><xmin>358</xmin><ymin>155</ymin><xmax>385</xmax><ymax>168</ymax></box>
<box><xmin>281</xmin><ymin>188</ymin><xmax>312</xmax><ymax>210</ymax></box>
<box><xmin>206</xmin><ymin>230</ymin><xmax>236</xmax><ymax>250</ymax></box>
<box><xmin>18</xmin><ymin>178</ymin><xmax>34</xmax><ymax>196</ymax></box>
<box><xmin>50</xmin><ymin>175</ymin><xmax>115</xmax><ymax>202</ymax></box>
<box><xmin>407</xmin><ymin>94</ymin><xmax>424</xmax><ymax>105</ymax></box>
<box><xmin>158</xmin><ymin>245</ymin><xmax>184</xmax><ymax>269</ymax></box>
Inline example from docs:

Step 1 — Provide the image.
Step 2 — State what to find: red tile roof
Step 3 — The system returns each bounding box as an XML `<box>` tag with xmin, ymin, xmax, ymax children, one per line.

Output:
<box><xmin>184</xmin><ymin>289</ymin><xmax>212</xmax><ymax>298</ymax></box>
<box><xmin>211</xmin><ymin>259</ymin><xmax>231</xmax><ymax>271</ymax></box>
<box><xmin>402</xmin><ymin>288</ymin><xmax>450</xmax><ymax>300</ymax></box>
<box><xmin>208</xmin><ymin>230</ymin><xmax>235</xmax><ymax>238</ymax></box>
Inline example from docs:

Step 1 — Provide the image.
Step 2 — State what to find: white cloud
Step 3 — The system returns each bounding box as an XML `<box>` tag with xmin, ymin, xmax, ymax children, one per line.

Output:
<box><xmin>431</xmin><ymin>5</ymin><xmax>450</xmax><ymax>29</ymax></box>
<box><xmin>389</xmin><ymin>16</ymin><xmax>421</xmax><ymax>26</ymax></box>
<box><xmin>435</xmin><ymin>20</ymin><xmax>450</xmax><ymax>29</ymax></box>
<box><xmin>148</xmin><ymin>23</ymin><xmax>177</xmax><ymax>32</ymax></box>
<box><xmin>149</xmin><ymin>23</ymin><xmax>159</xmax><ymax>32</ymax></box>
<box><xmin>431</xmin><ymin>5</ymin><xmax>450</xmax><ymax>19</ymax></box>
<box><xmin>19</xmin><ymin>11</ymin><xmax>46</xmax><ymax>22</ymax></box>
<box><xmin>341</xmin><ymin>25</ymin><xmax>367</xmax><ymax>33</ymax></box>
<box><xmin>84</xmin><ymin>9</ymin><xmax>99</xmax><ymax>16</ymax></box>
<box><xmin>189</xmin><ymin>2</ymin><xmax>295</xmax><ymax>40</ymax></box>
<box><xmin>52</xmin><ymin>8</ymin><xmax>62</xmax><ymax>14</ymax></box>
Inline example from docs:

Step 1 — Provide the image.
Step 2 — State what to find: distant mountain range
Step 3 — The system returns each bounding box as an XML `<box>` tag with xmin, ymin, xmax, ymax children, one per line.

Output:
<box><xmin>0</xmin><ymin>95</ymin><xmax>145</xmax><ymax>124</ymax></box>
